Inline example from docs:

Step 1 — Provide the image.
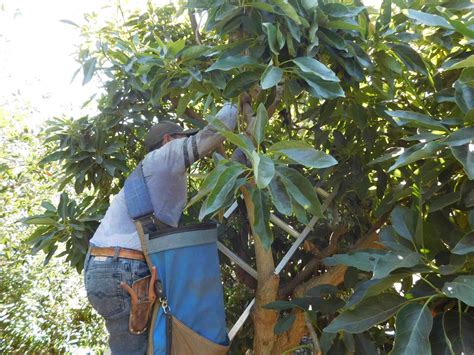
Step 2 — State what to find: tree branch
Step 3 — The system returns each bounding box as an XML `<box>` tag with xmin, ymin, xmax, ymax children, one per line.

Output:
<box><xmin>188</xmin><ymin>9</ymin><xmax>202</xmax><ymax>45</ymax></box>
<box><xmin>273</xmin><ymin>215</ymin><xmax>389</xmax><ymax>353</ymax></box>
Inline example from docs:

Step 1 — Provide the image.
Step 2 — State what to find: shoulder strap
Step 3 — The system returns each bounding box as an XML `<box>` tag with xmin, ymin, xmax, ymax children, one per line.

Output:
<box><xmin>124</xmin><ymin>162</ymin><xmax>154</xmax><ymax>220</ymax></box>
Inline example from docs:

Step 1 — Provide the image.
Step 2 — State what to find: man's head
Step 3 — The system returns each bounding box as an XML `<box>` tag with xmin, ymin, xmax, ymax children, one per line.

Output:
<box><xmin>144</xmin><ymin>121</ymin><xmax>198</xmax><ymax>152</ymax></box>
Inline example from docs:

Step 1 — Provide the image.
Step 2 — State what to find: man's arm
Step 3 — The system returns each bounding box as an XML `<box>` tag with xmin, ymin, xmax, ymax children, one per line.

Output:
<box><xmin>181</xmin><ymin>103</ymin><xmax>238</xmax><ymax>168</ymax></box>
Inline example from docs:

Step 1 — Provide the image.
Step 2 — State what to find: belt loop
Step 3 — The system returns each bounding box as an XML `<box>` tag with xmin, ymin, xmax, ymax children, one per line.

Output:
<box><xmin>113</xmin><ymin>247</ymin><xmax>120</xmax><ymax>261</ymax></box>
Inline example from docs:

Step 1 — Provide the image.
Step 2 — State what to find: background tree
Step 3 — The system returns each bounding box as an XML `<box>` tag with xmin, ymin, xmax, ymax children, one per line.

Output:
<box><xmin>26</xmin><ymin>0</ymin><xmax>473</xmax><ymax>353</ymax></box>
<box><xmin>0</xmin><ymin>109</ymin><xmax>107</xmax><ymax>353</ymax></box>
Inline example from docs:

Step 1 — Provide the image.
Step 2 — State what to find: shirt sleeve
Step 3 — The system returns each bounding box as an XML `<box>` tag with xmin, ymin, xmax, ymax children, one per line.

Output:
<box><xmin>147</xmin><ymin>103</ymin><xmax>238</xmax><ymax>173</ymax></box>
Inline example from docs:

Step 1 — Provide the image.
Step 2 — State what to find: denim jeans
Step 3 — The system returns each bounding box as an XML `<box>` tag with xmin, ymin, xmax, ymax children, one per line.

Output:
<box><xmin>84</xmin><ymin>248</ymin><xmax>150</xmax><ymax>355</ymax></box>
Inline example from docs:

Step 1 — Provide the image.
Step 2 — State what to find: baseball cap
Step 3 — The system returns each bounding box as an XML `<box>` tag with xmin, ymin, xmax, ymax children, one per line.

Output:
<box><xmin>145</xmin><ymin>121</ymin><xmax>198</xmax><ymax>152</ymax></box>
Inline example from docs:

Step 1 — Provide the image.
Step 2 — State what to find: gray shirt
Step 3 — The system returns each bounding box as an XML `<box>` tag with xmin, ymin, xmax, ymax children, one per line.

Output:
<box><xmin>89</xmin><ymin>104</ymin><xmax>238</xmax><ymax>251</ymax></box>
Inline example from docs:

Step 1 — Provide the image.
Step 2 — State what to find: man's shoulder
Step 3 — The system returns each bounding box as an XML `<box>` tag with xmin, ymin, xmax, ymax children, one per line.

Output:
<box><xmin>143</xmin><ymin>137</ymin><xmax>187</xmax><ymax>171</ymax></box>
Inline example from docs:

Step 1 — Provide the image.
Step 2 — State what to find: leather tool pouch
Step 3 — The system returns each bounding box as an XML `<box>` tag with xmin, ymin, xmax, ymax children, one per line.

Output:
<box><xmin>127</xmin><ymin>275</ymin><xmax>155</xmax><ymax>334</ymax></box>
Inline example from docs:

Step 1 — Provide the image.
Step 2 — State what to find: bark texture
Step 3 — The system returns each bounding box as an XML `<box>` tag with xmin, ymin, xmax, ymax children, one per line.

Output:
<box><xmin>241</xmin><ymin>186</ymin><xmax>280</xmax><ymax>355</ymax></box>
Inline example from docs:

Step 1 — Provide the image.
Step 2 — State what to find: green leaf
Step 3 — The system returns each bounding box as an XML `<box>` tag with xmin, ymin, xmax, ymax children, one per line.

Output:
<box><xmin>253</xmin><ymin>103</ymin><xmax>268</xmax><ymax>145</ymax></box>
<box><xmin>301</xmin><ymin>0</ymin><xmax>318</xmax><ymax>11</ymax></box>
<box><xmin>347</xmin><ymin>274</ymin><xmax>406</xmax><ymax>308</ymax></box>
<box><xmin>298</xmin><ymin>71</ymin><xmax>345</xmax><ymax>99</ymax></box>
<box><xmin>41</xmin><ymin>201</ymin><xmax>56</xmax><ymax>212</ymax></box>
<box><xmin>323</xmin><ymin>4</ymin><xmax>365</xmax><ymax>18</ymax></box>
<box><xmin>246</xmin><ymin>2</ymin><xmax>278</xmax><ymax>14</ymax></box>
<box><xmin>305</xmin><ymin>284</ymin><xmax>339</xmax><ymax>297</ymax></box>
<box><xmin>207</xmin><ymin>115</ymin><xmax>256</xmax><ymax>155</ymax></box>
<box><xmin>252</xmin><ymin>151</ymin><xmax>275</xmax><ymax>189</ymax></box>
<box><xmin>388</xmin><ymin>142</ymin><xmax>442</xmax><ymax>172</ymax></box>
<box><xmin>270</xmin><ymin>0</ymin><xmax>301</xmax><ymax>25</ymax></box>
<box><xmin>404</xmin><ymin>9</ymin><xmax>453</xmax><ymax>29</ymax></box>
<box><xmin>372</xmin><ymin>251</ymin><xmax>420</xmax><ymax>279</ymax></box>
<box><xmin>452</xmin><ymin>232</ymin><xmax>474</xmax><ymax>255</ymax></box>
<box><xmin>391</xmin><ymin>205</ymin><xmax>417</xmax><ymax>242</ymax></box>
<box><xmin>82</xmin><ymin>57</ymin><xmax>97</xmax><ymax>86</ymax></box>
<box><xmin>446</xmin><ymin>55</ymin><xmax>474</xmax><ymax>71</ymax></box>
<box><xmin>199</xmin><ymin>165</ymin><xmax>244</xmax><ymax>219</ymax></box>
<box><xmin>223</xmin><ymin>71</ymin><xmax>259</xmax><ymax>98</ymax></box>
<box><xmin>262</xmin><ymin>23</ymin><xmax>279</xmax><ymax>55</ymax></box>
<box><xmin>261</xmin><ymin>65</ymin><xmax>283</xmax><ymax>90</ymax></box>
<box><xmin>269</xmin><ymin>140</ymin><xmax>338</xmax><ymax>168</ymax></box>
<box><xmin>439</xmin><ymin>254</ymin><xmax>467</xmax><ymax>275</ymax></box>
<box><xmin>21</xmin><ymin>216</ymin><xmax>58</xmax><ymax>225</ymax></box>
<box><xmin>390</xmin><ymin>43</ymin><xmax>427</xmax><ymax>75</ymax></box>
<box><xmin>179</xmin><ymin>45</ymin><xmax>210</xmax><ymax>60</ymax></box>
<box><xmin>354</xmin><ymin>333</ymin><xmax>378</xmax><ymax>355</ymax></box>
<box><xmin>251</xmin><ymin>188</ymin><xmax>273</xmax><ymax>249</ymax></box>
<box><xmin>277</xmin><ymin>166</ymin><xmax>322</xmax><ymax>217</ymax></box>
<box><xmin>429</xmin><ymin>191</ymin><xmax>461</xmax><ymax>212</ymax></box>
<box><xmin>324</xmin><ymin>294</ymin><xmax>406</xmax><ymax>333</ymax></box>
<box><xmin>326</xmin><ymin>20</ymin><xmax>364</xmax><ymax>33</ymax></box>
<box><xmin>57</xmin><ymin>192</ymin><xmax>69</xmax><ymax>220</ymax></box>
<box><xmin>377</xmin><ymin>52</ymin><xmax>402</xmax><ymax>74</ymax></box>
<box><xmin>268</xmin><ymin>175</ymin><xmax>292</xmax><ymax>215</ymax></box>
<box><xmin>324</xmin><ymin>250</ymin><xmax>385</xmax><ymax>272</ymax></box>
<box><xmin>441</xmin><ymin>311</ymin><xmax>474</xmax><ymax>354</ymax></box>
<box><xmin>293</xmin><ymin>57</ymin><xmax>339</xmax><ymax>82</ymax></box>
<box><xmin>450</xmin><ymin>144</ymin><xmax>474</xmax><ymax>180</ymax></box>
<box><xmin>455</xmin><ymin>78</ymin><xmax>474</xmax><ymax>113</ymax></box>
<box><xmin>444</xmin><ymin>126</ymin><xmax>474</xmax><ymax>146</ymax></box>
<box><xmin>39</xmin><ymin>150</ymin><xmax>68</xmax><ymax>165</ymax></box>
<box><xmin>274</xmin><ymin>314</ymin><xmax>296</xmax><ymax>335</ymax></box>
<box><xmin>168</xmin><ymin>39</ymin><xmax>186</xmax><ymax>56</ymax></box>
<box><xmin>187</xmin><ymin>164</ymin><xmax>228</xmax><ymax>208</ymax></box>
<box><xmin>391</xmin><ymin>303</ymin><xmax>433</xmax><ymax>355</ymax></box>
<box><xmin>263</xmin><ymin>300</ymin><xmax>297</xmax><ymax>310</ymax></box>
<box><xmin>442</xmin><ymin>276</ymin><xmax>474</xmax><ymax>306</ymax></box>
<box><xmin>385</xmin><ymin>110</ymin><xmax>448</xmax><ymax>132</ymax></box>
<box><xmin>205</xmin><ymin>55</ymin><xmax>258</xmax><ymax>72</ymax></box>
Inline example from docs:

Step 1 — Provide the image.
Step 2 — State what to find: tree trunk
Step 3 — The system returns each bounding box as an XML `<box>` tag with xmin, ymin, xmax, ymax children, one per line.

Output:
<box><xmin>241</xmin><ymin>186</ymin><xmax>280</xmax><ymax>354</ymax></box>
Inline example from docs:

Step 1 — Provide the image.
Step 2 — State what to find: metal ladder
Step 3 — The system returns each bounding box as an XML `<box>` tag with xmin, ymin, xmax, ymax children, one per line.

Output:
<box><xmin>216</xmin><ymin>188</ymin><xmax>334</xmax><ymax>340</ymax></box>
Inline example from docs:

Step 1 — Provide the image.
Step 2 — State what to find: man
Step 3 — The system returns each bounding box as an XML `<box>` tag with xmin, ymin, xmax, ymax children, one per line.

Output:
<box><xmin>84</xmin><ymin>103</ymin><xmax>238</xmax><ymax>354</ymax></box>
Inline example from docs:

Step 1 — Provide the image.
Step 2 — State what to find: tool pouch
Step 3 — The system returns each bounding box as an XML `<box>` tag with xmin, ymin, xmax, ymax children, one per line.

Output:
<box><xmin>127</xmin><ymin>275</ymin><xmax>156</xmax><ymax>334</ymax></box>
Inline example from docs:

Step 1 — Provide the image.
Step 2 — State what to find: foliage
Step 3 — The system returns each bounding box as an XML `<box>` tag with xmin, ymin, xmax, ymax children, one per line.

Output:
<box><xmin>27</xmin><ymin>0</ymin><xmax>474</xmax><ymax>353</ymax></box>
<box><xmin>0</xmin><ymin>110</ymin><xmax>107</xmax><ymax>352</ymax></box>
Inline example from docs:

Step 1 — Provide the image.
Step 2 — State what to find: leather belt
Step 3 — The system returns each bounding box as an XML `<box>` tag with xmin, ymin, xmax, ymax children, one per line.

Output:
<box><xmin>90</xmin><ymin>247</ymin><xmax>145</xmax><ymax>261</ymax></box>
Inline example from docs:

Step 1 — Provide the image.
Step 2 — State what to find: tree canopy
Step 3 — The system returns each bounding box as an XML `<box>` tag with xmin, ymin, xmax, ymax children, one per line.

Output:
<box><xmin>24</xmin><ymin>0</ymin><xmax>474</xmax><ymax>353</ymax></box>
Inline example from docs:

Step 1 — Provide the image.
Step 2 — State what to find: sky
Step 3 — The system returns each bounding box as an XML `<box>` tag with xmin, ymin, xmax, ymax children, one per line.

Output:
<box><xmin>0</xmin><ymin>0</ymin><xmax>381</xmax><ymax>128</ymax></box>
<box><xmin>0</xmin><ymin>0</ymin><xmax>171</xmax><ymax>126</ymax></box>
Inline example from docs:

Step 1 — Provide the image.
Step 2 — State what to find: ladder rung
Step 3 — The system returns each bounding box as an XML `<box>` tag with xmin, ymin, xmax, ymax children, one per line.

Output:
<box><xmin>217</xmin><ymin>241</ymin><xmax>258</xmax><ymax>279</ymax></box>
<box><xmin>270</xmin><ymin>214</ymin><xmax>300</xmax><ymax>238</ymax></box>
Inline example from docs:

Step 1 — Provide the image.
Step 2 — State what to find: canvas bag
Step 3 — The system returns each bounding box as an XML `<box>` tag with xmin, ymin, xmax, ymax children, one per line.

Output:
<box><xmin>124</xmin><ymin>162</ymin><xmax>229</xmax><ymax>354</ymax></box>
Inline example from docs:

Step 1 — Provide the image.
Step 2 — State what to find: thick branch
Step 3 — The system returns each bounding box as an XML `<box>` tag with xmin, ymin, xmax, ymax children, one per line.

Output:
<box><xmin>273</xmin><ymin>216</ymin><xmax>389</xmax><ymax>353</ymax></box>
<box><xmin>188</xmin><ymin>9</ymin><xmax>202</xmax><ymax>45</ymax></box>
<box><xmin>241</xmin><ymin>185</ymin><xmax>279</xmax><ymax>354</ymax></box>
<box><xmin>278</xmin><ymin>226</ymin><xmax>347</xmax><ymax>299</ymax></box>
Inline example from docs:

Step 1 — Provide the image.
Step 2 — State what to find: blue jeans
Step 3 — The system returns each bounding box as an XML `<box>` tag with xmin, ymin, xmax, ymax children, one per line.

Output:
<box><xmin>84</xmin><ymin>248</ymin><xmax>150</xmax><ymax>355</ymax></box>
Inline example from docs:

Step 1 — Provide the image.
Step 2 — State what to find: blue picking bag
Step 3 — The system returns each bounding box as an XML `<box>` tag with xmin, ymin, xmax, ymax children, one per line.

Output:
<box><xmin>124</xmin><ymin>163</ymin><xmax>229</xmax><ymax>355</ymax></box>
<box><xmin>145</xmin><ymin>224</ymin><xmax>229</xmax><ymax>354</ymax></box>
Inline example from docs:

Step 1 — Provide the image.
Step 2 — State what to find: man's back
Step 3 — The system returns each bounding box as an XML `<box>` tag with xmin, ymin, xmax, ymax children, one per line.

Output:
<box><xmin>89</xmin><ymin>103</ymin><xmax>238</xmax><ymax>251</ymax></box>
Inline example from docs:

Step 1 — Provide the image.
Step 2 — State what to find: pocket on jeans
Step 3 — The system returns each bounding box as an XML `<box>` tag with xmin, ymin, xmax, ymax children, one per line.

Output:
<box><xmin>85</xmin><ymin>269</ymin><xmax>126</xmax><ymax>319</ymax></box>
